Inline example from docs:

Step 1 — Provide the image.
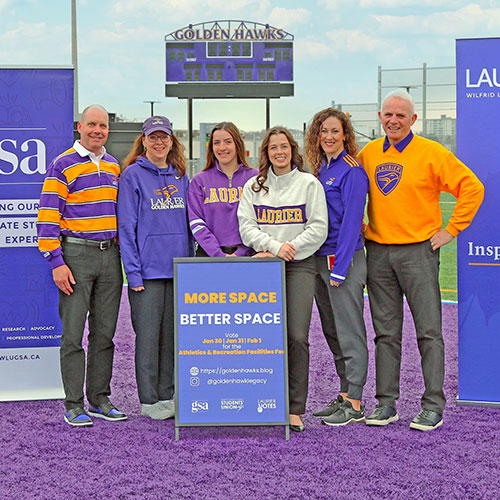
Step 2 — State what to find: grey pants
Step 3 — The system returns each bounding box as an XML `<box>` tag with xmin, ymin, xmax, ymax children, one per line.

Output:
<box><xmin>366</xmin><ymin>239</ymin><xmax>446</xmax><ymax>413</ymax></box>
<box><xmin>128</xmin><ymin>279</ymin><xmax>175</xmax><ymax>404</ymax></box>
<box><xmin>286</xmin><ymin>257</ymin><xmax>316</xmax><ymax>415</ymax></box>
<box><xmin>315</xmin><ymin>250</ymin><xmax>368</xmax><ymax>400</ymax></box>
<box><xmin>314</xmin><ymin>276</ymin><xmax>347</xmax><ymax>393</ymax></box>
<box><xmin>59</xmin><ymin>242</ymin><xmax>123</xmax><ymax>410</ymax></box>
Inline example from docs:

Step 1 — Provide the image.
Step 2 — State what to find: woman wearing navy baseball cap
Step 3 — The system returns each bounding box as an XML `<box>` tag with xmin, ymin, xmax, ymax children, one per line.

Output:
<box><xmin>118</xmin><ymin>116</ymin><xmax>193</xmax><ymax>419</ymax></box>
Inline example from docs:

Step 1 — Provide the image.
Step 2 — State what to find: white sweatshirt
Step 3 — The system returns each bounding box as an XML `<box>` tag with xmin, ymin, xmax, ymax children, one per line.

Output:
<box><xmin>237</xmin><ymin>167</ymin><xmax>328</xmax><ymax>261</ymax></box>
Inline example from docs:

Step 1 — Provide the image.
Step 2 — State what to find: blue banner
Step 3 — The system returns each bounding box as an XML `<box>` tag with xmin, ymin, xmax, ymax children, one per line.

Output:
<box><xmin>456</xmin><ymin>38</ymin><xmax>500</xmax><ymax>405</ymax></box>
<box><xmin>0</xmin><ymin>68</ymin><xmax>73</xmax><ymax>350</ymax></box>
<box><xmin>174</xmin><ymin>258</ymin><xmax>288</xmax><ymax>426</ymax></box>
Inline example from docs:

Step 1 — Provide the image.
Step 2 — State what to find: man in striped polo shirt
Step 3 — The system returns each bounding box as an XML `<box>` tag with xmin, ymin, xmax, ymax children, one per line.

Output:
<box><xmin>37</xmin><ymin>105</ymin><xmax>126</xmax><ymax>427</ymax></box>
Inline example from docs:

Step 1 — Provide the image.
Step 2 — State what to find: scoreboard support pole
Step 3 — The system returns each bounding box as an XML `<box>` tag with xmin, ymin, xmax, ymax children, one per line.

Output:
<box><xmin>266</xmin><ymin>98</ymin><xmax>270</xmax><ymax>130</ymax></box>
<box><xmin>183</xmin><ymin>95</ymin><xmax>276</xmax><ymax>165</ymax></box>
<box><xmin>188</xmin><ymin>98</ymin><xmax>193</xmax><ymax>160</ymax></box>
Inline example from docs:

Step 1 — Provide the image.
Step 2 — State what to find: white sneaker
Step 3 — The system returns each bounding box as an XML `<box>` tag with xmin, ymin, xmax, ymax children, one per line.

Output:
<box><xmin>158</xmin><ymin>399</ymin><xmax>175</xmax><ymax>419</ymax></box>
<box><xmin>141</xmin><ymin>401</ymin><xmax>173</xmax><ymax>420</ymax></box>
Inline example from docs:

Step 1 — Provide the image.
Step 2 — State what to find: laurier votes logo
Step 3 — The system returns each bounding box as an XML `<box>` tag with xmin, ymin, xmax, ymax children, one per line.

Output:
<box><xmin>375</xmin><ymin>163</ymin><xmax>403</xmax><ymax>196</ymax></box>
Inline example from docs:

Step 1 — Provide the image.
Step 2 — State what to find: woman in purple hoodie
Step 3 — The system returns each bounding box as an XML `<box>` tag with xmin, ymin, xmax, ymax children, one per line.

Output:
<box><xmin>118</xmin><ymin>116</ymin><xmax>193</xmax><ymax>420</ymax></box>
<box><xmin>187</xmin><ymin>122</ymin><xmax>256</xmax><ymax>257</ymax></box>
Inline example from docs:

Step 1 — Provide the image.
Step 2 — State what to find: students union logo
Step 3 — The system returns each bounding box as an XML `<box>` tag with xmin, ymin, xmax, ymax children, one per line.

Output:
<box><xmin>375</xmin><ymin>163</ymin><xmax>403</xmax><ymax>196</ymax></box>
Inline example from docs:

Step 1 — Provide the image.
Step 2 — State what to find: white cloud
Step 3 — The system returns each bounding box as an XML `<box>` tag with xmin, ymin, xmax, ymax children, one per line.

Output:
<box><xmin>359</xmin><ymin>0</ymin><xmax>456</xmax><ymax>6</ymax></box>
<box><xmin>316</xmin><ymin>0</ymin><xmax>343</xmax><ymax>10</ymax></box>
<box><xmin>294</xmin><ymin>40</ymin><xmax>332</xmax><ymax>61</ymax></box>
<box><xmin>111</xmin><ymin>0</ymin><xmax>271</xmax><ymax>24</ymax></box>
<box><xmin>111</xmin><ymin>0</ymin><xmax>206</xmax><ymax>23</ymax></box>
<box><xmin>267</xmin><ymin>7</ymin><xmax>311</xmax><ymax>30</ymax></box>
<box><xmin>326</xmin><ymin>28</ymin><xmax>392</xmax><ymax>53</ymax></box>
<box><xmin>79</xmin><ymin>24</ymin><xmax>163</xmax><ymax>49</ymax></box>
<box><xmin>373</xmin><ymin>4</ymin><xmax>500</xmax><ymax>35</ymax></box>
<box><xmin>0</xmin><ymin>21</ymin><xmax>69</xmax><ymax>64</ymax></box>
<box><xmin>319</xmin><ymin>0</ymin><xmax>457</xmax><ymax>8</ymax></box>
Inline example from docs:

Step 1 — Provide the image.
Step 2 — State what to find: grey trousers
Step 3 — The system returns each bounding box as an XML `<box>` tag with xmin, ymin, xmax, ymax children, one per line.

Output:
<box><xmin>59</xmin><ymin>242</ymin><xmax>123</xmax><ymax>410</ymax></box>
<box><xmin>286</xmin><ymin>257</ymin><xmax>316</xmax><ymax>415</ymax></box>
<box><xmin>314</xmin><ymin>276</ymin><xmax>348</xmax><ymax>394</ymax></box>
<box><xmin>128</xmin><ymin>279</ymin><xmax>175</xmax><ymax>404</ymax></box>
<box><xmin>365</xmin><ymin>240</ymin><xmax>446</xmax><ymax>413</ymax></box>
<box><xmin>315</xmin><ymin>250</ymin><xmax>368</xmax><ymax>400</ymax></box>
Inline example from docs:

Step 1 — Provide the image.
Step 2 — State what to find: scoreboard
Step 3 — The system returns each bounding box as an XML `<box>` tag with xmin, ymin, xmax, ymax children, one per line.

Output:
<box><xmin>165</xmin><ymin>20</ymin><xmax>294</xmax><ymax>99</ymax></box>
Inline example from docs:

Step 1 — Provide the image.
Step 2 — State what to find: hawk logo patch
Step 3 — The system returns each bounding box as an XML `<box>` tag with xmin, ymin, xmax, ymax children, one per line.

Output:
<box><xmin>375</xmin><ymin>163</ymin><xmax>403</xmax><ymax>196</ymax></box>
<box><xmin>154</xmin><ymin>184</ymin><xmax>179</xmax><ymax>198</ymax></box>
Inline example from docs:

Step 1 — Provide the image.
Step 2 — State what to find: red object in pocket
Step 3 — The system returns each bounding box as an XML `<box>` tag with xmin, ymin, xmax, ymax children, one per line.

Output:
<box><xmin>327</xmin><ymin>254</ymin><xmax>335</xmax><ymax>271</ymax></box>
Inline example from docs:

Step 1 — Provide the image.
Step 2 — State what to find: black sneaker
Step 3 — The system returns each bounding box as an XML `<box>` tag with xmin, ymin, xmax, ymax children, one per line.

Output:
<box><xmin>365</xmin><ymin>404</ymin><xmax>399</xmax><ymax>426</ymax></box>
<box><xmin>322</xmin><ymin>399</ymin><xmax>365</xmax><ymax>426</ymax></box>
<box><xmin>64</xmin><ymin>407</ymin><xmax>93</xmax><ymax>427</ymax></box>
<box><xmin>312</xmin><ymin>395</ymin><xmax>344</xmax><ymax>417</ymax></box>
<box><xmin>88</xmin><ymin>400</ymin><xmax>127</xmax><ymax>421</ymax></box>
<box><xmin>409</xmin><ymin>409</ymin><xmax>443</xmax><ymax>431</ymax></box>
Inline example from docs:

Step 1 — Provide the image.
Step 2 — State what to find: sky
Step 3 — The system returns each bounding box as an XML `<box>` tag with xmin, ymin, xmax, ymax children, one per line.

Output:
<box><xmin>1</xmin><ymin>0</ymin><xmax>500</xmax><ymax>131</ymax></box>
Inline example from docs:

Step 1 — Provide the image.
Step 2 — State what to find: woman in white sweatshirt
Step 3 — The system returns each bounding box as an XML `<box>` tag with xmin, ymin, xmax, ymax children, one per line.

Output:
<box><xmin>238</xmin><ymin>126</ymin><xmax>328</xmax><ymax>432</ymax></box>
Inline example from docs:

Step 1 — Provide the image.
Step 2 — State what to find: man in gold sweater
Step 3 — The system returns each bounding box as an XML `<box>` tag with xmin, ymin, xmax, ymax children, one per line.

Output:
<box><xmin>358</xmin><ymin>90</ymin><xmax>484</xmax><ymax>431</ymax></box>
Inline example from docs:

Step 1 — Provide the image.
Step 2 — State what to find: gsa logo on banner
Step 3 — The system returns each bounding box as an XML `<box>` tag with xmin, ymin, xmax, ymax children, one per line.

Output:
<box><xmin>375</xmin><ymin>163</ymin><xmax>403</xmax><ymax>196</ymax></box>
<box><xmin>0</xmin><ymin>139</ymin><xmax>46</xmax><ymax>176</ymax></box>
<box><xmin>191</xmin><ymin>401</ymin><xmax>208</xmax><ymax>413</ymax></box>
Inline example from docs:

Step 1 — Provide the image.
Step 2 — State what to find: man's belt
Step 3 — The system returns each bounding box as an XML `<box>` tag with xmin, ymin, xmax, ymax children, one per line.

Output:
<box><xmin>61</xmin><ymin>235</ymin><xmax>117</xmax><ymax>250</ymax></box>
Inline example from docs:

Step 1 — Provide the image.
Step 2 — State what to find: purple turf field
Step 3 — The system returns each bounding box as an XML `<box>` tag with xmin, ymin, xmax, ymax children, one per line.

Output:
<box><xmin>1</xmin><ymin>291</ymin><xmax>499</xmax><ymax>500</ymax></box>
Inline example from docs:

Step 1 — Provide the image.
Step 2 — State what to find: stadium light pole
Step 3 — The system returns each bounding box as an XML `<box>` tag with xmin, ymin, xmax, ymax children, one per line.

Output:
<box><xmin>144</xmin><ymin>101</ymin><xmax>161</xmax><ymax>117</ymax></box>
<box><xmin>71</xmin><ymin>0</ymin><xmax>79</xmax><ymax>119</ymax></box>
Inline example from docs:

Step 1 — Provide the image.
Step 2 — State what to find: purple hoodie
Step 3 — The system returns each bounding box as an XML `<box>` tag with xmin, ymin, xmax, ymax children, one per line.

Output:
<box><xmin>118</xmin><ymin>156</ymin><xmax>193</xmax><ymax>287</ymax></box>
<box><xmin>187</xmin><ymin>163</ymin><xmax>256</xmax><ymax>256</ymax></box>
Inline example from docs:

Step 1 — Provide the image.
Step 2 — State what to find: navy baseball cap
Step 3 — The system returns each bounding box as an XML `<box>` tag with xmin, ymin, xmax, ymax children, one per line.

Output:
<box><xmin>142</xmin><ymin>116</ymin><xmax>172</xmax><ymax>136</ymax></box>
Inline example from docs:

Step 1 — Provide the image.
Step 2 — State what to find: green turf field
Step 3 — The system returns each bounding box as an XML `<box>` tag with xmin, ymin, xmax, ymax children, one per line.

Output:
<box><xmin>439</xmin><ymin>192</ymin><xmax>457</xmax><ymax>302</ymax></box>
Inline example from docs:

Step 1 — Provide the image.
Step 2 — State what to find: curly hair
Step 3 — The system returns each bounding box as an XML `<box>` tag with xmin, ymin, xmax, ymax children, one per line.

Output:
<box><xmin>203</xmin><ymin>122</ymin><xmax>250</xmax><ymax>171</ymax></box>
<box><xmin>252</xmin><ymin>126</ymin><xmax>304</xmax><ymax>193</ymax></box>
<box><xmin>122</xmin><ymin>132</ymin><xmax>186</xmax><ymax>176</ymax></box>
<box><xmin>305</xmin><ymin>108</ymin><xmax>358</xmax><ymax>176</ymax></box>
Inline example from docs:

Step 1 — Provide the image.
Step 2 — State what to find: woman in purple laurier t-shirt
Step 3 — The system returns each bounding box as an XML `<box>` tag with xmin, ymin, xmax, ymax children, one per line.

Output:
<box><xmin>187</xmin><ymin>122</ymin><xmax>256</xmax><ymax>257</ymax></box>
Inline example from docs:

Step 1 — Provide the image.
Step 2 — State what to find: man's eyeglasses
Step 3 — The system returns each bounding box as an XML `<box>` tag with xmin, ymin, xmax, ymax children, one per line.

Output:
<box><xmin>148</xmin><ymin>134</ymin><xmax>171</xmax><ymax>143</ymax></box>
